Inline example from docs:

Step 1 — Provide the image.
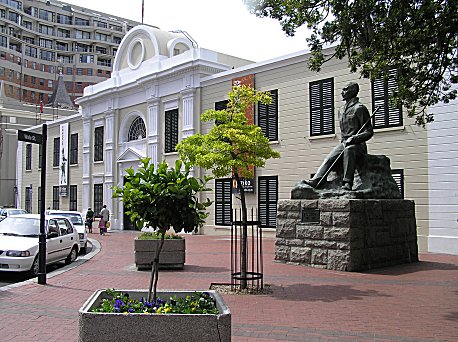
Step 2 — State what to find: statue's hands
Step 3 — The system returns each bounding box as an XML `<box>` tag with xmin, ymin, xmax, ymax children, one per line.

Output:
<box><xmin>344</xmin><ymin>136</ymin><xmax>355</xmax><ymax>147</ymax></box>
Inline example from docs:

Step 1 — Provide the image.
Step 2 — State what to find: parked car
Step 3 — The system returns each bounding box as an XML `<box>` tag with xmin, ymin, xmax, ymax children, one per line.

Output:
<box><xmin>47</xmin><ymin>210</ymin><xmax>88</xmax><ymax>254</ymax></box>
<box><xmin>0</xmin><ymin>208</ymin><xmax>28</xmax><ymax>221</ymax></box>
<box><xmin>0</xmin><ymin>214</ymin><xmax>79</xmax><ymax>276</ymax></box>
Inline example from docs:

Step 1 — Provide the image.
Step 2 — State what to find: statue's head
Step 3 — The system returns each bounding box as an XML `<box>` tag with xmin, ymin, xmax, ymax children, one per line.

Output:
<box><xmin>341</xmin><ymin>82</ymin><xmax>359</xmax><ymax>100</ymax></box>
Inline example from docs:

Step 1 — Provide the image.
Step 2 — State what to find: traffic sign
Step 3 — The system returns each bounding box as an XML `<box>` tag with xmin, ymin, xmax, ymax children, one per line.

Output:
<box><xmin>18</xmin><ymin>130</ymin><xmax>43</xmax><ymax>144</ymax></box>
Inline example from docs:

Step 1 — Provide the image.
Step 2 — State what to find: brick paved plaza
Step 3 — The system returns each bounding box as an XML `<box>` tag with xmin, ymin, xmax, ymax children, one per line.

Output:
<box><xmin>0</xmin><ymin>231</ymin><xmax>457</xmax><ymax>341</ymax></box>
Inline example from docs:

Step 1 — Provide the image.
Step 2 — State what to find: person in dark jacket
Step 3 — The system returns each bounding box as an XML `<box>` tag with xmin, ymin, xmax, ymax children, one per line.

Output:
<box><xmin>85</xmin><ymin>207</ymin><xmax>94</xmax><ymax>233</ymax></box>
<box><xmin>304</xmin><ymin>82</ymin><xmax>373</xmax><ymax>190</ymax></box>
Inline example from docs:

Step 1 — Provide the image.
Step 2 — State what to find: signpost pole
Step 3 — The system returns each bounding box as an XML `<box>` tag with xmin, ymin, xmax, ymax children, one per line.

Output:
<box><xmin>38</xmin><ymin>124</ymin><xmax>47</xmax><ymax>285</ymax></box>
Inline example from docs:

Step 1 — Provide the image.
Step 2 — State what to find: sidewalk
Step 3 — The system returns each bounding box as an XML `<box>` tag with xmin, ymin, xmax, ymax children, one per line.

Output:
<box><xmin>0</xmin><ymin>230</ymin><xmax>457</xmax><ymax>342</ymax></box>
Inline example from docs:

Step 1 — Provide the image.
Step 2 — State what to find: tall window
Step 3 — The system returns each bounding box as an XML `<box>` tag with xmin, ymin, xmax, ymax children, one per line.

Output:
<box><xmin>310</xmin><ymin>78</ymin><xmax>334</xmax><ymax>136</ymax></box>
<box><xmin>25</xmin><ymin>144</ymin><xmax>32</xmax><ymax>170</ymax></box>
<box><xmin>128</xmin><ymin>117</ymin><xmax>146</xmax><ymax>141</ymax></box>
<box><xmin>164</xmin><ymin>109</ymin><xmax>178</xmax><ymax>153</ymax></box>
<box><xmin>25</xmin><ymin>187</ymin><xmax>32</xmax><ymax>213</ymax></box>
<box><xmin>70</xmin><ymin>133</ymin><xmax>78</xmax><ymax>165</ymax></box>
<box><xmin>258</xmin><ymin>176</ymin><xmax>278</xmax><ymax>228</ymax></box>
<box><xmin>215</xmin><ymin>178</ymin><xmax>232</xmax><ymax>226</ymax></box>
<box><xmin>53</xmin><ymin>137</ymin><xmax>60</xmax><ymax>167</ymax></box>
<box><xmin>38</xmin><ymin>143</ymin><xmax>42</xmax><ymax>169</ymax></box>
<box><xmin>69</xmin><ymin>185</ymin><xmax>78</xmax><ymax>211</ymax></box>
<box><xmin>94</xmin><ymin>127</ymin><xmax>104</xmax><ymax>162</ymax></box>
<box><xmin>37</xmin><ymin>186</ymin><xmax>42</xmax><ymax>214</ymax></box>
<box><xmin>94</xmin><ymin>184</ymin><xmax>103</xmax><ymax>214</ymax></box>
<box><xmin>52</xmin><ymin>186</ymin><xmax>59</xmax><ymax>210</ymax></box>
<box><xmin>391</xmin><ymin>169</ymin><xmax>405</xmax><ymax>199</ymax></box>
<box><xmin>372</xmin><ymin>69</ymin><xmax>403</xmax><ymax>128</ymax></box>
<box><xmin>257</xmin><ymin>89</ymin><xmax>278</xmax><ymax>141</ymax></box>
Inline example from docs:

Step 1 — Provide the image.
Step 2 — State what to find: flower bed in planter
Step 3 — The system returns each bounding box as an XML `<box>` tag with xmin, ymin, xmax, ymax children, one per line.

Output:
<box><xmin>78</xmin><ymin>289</ymin><xmax>231</xmax><ymax>342</ymax></box>
<box><xmin>134</xmin><ymin>237</ymin><xmax>185</xmax><ymax>270</ymax></box>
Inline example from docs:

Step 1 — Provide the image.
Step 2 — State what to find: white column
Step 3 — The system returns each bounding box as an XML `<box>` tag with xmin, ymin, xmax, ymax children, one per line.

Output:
<box><xmin>82</xmin><ymin>118</ymin><xmax>91</xmax><ymax>211</ymax></box>
<box><xmin>181</xmin><ymin>88</ymin><xmax>196</xmax><ymax>139</ymax></box>
<box><xmin>147</xmin><ymin>99</ymin><xmax>160</xmax><ymax>167</ymax></box>
<box><xmin>104</xmin><ymin>111</ymin><xmax>115</xmax><ymax>225</ymax></box>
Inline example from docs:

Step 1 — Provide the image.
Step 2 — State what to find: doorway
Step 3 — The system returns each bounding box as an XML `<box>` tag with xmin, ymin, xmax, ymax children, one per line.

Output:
<box><xmin>123</xmin><ymin>176</ymin><xmax>136</xmax><ymax>230</ymax></box>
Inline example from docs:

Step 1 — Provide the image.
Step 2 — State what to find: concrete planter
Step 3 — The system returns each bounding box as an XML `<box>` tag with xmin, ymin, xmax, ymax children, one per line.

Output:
<box><xmin>78</xmin><ymin>289</ymin><xmax>231</xmax><ymax>342</ymax></box>
<box><xmin>134</xmin><ymin>238</ymin><xmax>185</xmax><ymax>270</ymax></box>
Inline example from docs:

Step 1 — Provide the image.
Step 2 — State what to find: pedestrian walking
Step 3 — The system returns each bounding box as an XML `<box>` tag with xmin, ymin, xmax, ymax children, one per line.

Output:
<box><xmin>99</xmin><ymin>204</ymin><xmax>110</xmax><ymax>235</ymax></box>
<box><xmin>85</xmin><ymin>207</ymin><xmax>94</xmax><ymax>233</ymax></box>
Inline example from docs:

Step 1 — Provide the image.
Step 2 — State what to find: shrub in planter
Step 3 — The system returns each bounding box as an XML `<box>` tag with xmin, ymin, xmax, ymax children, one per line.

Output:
<box><xmin>113</xmin><ymin>158</ymin><xmax>212</xmax><ymax>301</ymax></box>
<box><xmin>135</xmin><ymin>232</ymin><xmax>185</xmax><ymax>270</ymax></box>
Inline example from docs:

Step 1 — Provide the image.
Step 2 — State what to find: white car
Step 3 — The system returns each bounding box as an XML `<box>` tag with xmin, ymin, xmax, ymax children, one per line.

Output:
<box><xmin>47</xmin><ymin>210</ymin><xmax>88</xmax><ymax>253</ymax></box>
<box><xmin>0</xmin><ymin>214</ymin><xmax>80</xmax><ymax>276</ymax></box>
<box><xmin>0</xmin><ymin>208</ymin><xmax>28</xmax><ymax>221</ymax></box>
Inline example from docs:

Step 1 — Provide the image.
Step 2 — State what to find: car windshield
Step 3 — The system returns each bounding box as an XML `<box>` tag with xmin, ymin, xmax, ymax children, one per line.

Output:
<box><xmin>0</xmin><ymin>217</ymin><xmax>41</xmax><ymax>236</ymax></box>
<box><xmin>50</xmin><ymin>213</ymin><xmax>83</xmax><ymax>225</ymax></box>
<box><xmin>8</xmin><ymin>209</ymin><xmax>27</xmax><ymax>216</ymax></box>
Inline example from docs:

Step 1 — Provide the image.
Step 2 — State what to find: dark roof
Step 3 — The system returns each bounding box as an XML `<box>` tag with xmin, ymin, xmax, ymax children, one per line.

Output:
<box><xmin>48</xmin><ymin>73</ymin><xmax>74</xmax><ymax>109</ymax></box>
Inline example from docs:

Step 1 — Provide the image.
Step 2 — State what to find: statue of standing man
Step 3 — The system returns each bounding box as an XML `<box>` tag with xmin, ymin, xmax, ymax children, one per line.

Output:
<box><xmin>304</xmin><ymin>82</ymin><xmax>374</xmax><ymax>191</ymax></box>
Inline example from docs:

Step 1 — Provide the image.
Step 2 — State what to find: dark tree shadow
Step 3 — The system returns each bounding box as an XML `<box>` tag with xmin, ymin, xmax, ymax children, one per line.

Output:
<box><xmin>269</xmin><ymin>283</ymin><xmax>391</xmax><ymax>302</ymax></box>
<box><xmin>364</xmin><ymin>261</ymin><xmax>458</xmax><ymax>276</ymax></box>
<box><xmin>443</xmin><ymin>311</ymin><xmax>458</xmax><ymax>322</ymax></box>
<box><xmin>182</xmin><ymin>265</ymin><xmax>229</xmax><ymax>273</ymax></box>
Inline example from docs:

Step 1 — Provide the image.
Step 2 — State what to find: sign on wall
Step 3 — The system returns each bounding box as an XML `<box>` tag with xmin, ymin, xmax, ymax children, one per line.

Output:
<box><xmin>231</xmin><ymin>74</ymin><xmax>255</xmax><ymax>193</ymax></box>
<box><xmin>59</xmin><ymin>123</ymin><xmax>69</xmax><ymax>196</ymax></box>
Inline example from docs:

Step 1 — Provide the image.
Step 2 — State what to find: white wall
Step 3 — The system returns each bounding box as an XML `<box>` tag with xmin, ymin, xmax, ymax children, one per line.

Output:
<box><xmin>427</xmin><ymin>85</ymin><xmax>458</xmax><ymax>255</ymax></box>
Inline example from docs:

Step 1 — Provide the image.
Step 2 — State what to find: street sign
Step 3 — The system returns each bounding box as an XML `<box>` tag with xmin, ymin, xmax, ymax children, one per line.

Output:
<box><xmin>18</xmin><ymin>130</ymin><xmax>43</xmax><ymax>144</ymax></box>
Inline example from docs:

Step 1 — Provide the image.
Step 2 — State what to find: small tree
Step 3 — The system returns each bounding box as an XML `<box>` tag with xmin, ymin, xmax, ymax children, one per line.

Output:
<box><xmin>113</xmin><ymin>158</ymin><xmax>212</xmax><ymax>301</ymax></box>
<box><xmin>177</xmin><ymin>85</ymin><xmax>280</xmax><ymax>289</ymax></box>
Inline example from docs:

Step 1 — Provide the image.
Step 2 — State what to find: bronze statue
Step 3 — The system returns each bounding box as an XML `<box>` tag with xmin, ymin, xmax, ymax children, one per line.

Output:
<box><xmin>304</xmin><ymin>82</ymin><xmax>374</xmax><ymax>191</ymax></box>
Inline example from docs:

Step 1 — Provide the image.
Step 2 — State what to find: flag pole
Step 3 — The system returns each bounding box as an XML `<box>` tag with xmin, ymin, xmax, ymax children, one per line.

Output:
<box><xmin>142</xmin><ymin>0</ymin><xmax>144</xmax><ymax>24</ymax></box>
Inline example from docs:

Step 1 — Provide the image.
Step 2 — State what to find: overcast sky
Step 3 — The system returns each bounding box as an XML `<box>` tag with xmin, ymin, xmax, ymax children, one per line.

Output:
<box><xmin>62</xmin><ymin>0</ymin><xmax>311</xmax><ymax>62</ymax></box>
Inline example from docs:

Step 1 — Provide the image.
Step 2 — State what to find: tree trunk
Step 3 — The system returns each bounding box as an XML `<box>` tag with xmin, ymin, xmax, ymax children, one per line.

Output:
<box><xmin>234</xmin><ymin>172</ymin><xmax>248</xmax><ymax>289</ymax></box>
<box><xmin>147</xmin><ymin>229</ymin><xmax>166</xmax><ymax>302</ymax></box>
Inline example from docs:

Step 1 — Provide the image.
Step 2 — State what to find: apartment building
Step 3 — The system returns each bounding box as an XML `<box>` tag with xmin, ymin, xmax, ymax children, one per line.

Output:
<box><xmin>0</xmin><ymin>0</ymin><xmax>141</xmax><ymax>107</ymax></box>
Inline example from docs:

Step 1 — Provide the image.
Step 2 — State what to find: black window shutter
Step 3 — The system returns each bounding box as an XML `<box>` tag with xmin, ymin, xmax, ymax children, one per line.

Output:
<box><xmin>215</xmin><ymin>100</ymin><xmax>228</xmax><ymax>111</ymax></box>
<box><xmin>165</xmin><ymin>109</ymin><xmax>178</xmax><ymax>153</ymax></box>
<box><xmin>310</xmin><ymin>78</ymin><xmax>334</xmax><ymax>136</ymax></box>
<box><xmin>53</xmin><ymin>137</ymin><xmax>60</xmax><ymax>166</ymax></box>
<box><xmin>215</xmin><ymin>178</ymin><xmax>232</xmax><ymax>226</ymax></box>
<box><xmin>391</xmin><ymin>169</ymin><xmax>404</xmax><ymax>199</ymax></box>
<box><xmin>372</xmin><ymin>69</ymin><xmax>402</xmax><ymax>128</ymax></box>
<box><xmin>258</xmin><ymin>90</ymin><xmax>278</xmax><ymax>141</ymax></box>
<box><xmin>258</xmin><ymin>176</ymin><xmax>278</xmax><ymax>228</ymax></box>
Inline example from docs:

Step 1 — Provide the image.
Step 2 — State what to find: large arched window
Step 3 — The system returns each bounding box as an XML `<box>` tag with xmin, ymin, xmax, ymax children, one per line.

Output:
<box><xmin>127</xmin><ymin>117</ymin><xmax>146</xmax><ymax>141</ymax></box>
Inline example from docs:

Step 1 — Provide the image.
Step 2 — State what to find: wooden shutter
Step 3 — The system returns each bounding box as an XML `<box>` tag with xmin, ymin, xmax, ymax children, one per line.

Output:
<box><xmin>53</xmin><ymin>137</ymin><xmax>60</xmax><ymax>166</ymax></box>
<box><xmin>391</xmin><ymin>169</ymin><xmax>404</xmax><ymax>199</ymax></box>
<box><xmin>310</xmin><ymin>78</ymin><xmax>334</xmax><ymax>136</ymax></box>
<box><xmin>258</xmin><ymin>176</ymin><xmax>278</xmax><ymax>228</ymax></box>
<box><xmin>165</xmin><ymin>109</ymin><xmax>178</xmax><ymax>153</ymax></box>
<box><xmin>94</xmin><ymin>127</ymin><xmax>104</xmax><ymax>161</ymax></box>
<box><xmin>372</xmin><ymin>69</ymin><xmax>402</xmax><ymax>128</ymax></box>
<box><xmin>258</xmin><ymin>89</ymin><xmax>278</xmax><ymax>141</ymax></box>
<box><xmin>25</xmin><ymin>144</ymin><xmax>32</xmax><ymax>170</ymax></box>
<box><xmin>215</xmin><ymin>178</ymin><xmax>232</xmax><ymax>226</ymax></box>
<box><xmin>69</xmin><ymin>185</ymin><xmax>77</xmax><ymax>211</ymax></box>
<box><xmin>70</xmin><ymin>133</ymin><xmax>78</xmax><ymax>165</ymax></box>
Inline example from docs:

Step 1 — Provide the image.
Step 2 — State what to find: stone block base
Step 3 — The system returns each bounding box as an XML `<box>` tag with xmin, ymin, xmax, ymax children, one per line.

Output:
<box><xmin>134</xmin><ymin>239</ymin><xmax>185</xmax><ymax>270</ymax></box>
<box><xmin>275</xmin><ymin>199</ymin><xmax>418</xmax><ymax>271</ymax></box>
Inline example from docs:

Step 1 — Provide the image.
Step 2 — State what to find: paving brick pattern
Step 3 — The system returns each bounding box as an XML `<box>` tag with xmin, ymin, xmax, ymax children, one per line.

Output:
<box><xmin>0</xmin><ymin>231</ymin><xmax>457</xmax><ymax>341</ymax></box>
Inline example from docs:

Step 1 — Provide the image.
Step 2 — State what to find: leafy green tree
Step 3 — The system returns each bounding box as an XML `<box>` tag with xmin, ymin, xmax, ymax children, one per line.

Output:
<box><xmin>177</xmin><ymin>85</ymin><xmax>280</xmax><ymax>289</ymax></box>
<box><xmin>245</xmin><ymin>0</ymin><xmax>458</xmax><ymax>126</ymax></box>
<box><xmin>113</xmin><ymin>158</ymin><xmax>212</xmax><ymax>301</ymax></box>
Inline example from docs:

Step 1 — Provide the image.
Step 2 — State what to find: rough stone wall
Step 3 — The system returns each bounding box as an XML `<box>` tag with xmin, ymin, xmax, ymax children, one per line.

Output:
<box><xmin>275</xmin><ymin>199</ymin><xmax>419</xmax><ymax>271</ymax></box>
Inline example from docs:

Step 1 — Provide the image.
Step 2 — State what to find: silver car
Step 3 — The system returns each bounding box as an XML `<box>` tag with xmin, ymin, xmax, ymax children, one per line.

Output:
<box><xmin>0</xmin><ymin>208</ymin><xmax>28</xmax><ymax>221</ymax></box>
<box><xmin>0</xmin><ymin>214</ymin><xmax>79</xmax><ymax>276</ymax></box>
<box><xmin>47</xmin><ymin>210</ymin><xmax>88</xmax><ymax>253</ymax></box>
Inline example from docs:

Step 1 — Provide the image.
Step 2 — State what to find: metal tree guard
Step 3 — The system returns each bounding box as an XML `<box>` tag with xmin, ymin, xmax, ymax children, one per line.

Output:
<box><xmin>231</xmin><ymin>208</ymin><xmax>264</xmax><ymax>292</ymax></box>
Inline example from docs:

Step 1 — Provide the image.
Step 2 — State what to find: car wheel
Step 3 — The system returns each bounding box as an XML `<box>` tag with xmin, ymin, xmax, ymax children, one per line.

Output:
<box><xmin>80</xmin><ymin>242</ymin><xmax>87</xmax><ymax>254</ymax></box>
<box><xmin>65</xmin><ymin>246</ymin><xmax>78</xmax><ymax>265</ymax></box>
<box><xmin>30</xmin><ymin>257</ymin><xmax>39</xmax><ymax>277</ymax></box>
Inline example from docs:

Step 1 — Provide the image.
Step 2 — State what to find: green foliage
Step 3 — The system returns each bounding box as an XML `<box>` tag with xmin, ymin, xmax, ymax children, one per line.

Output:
<box><xmin>91</xmin><ymin>289</ymin><xmax>219</xmax><ymax>315</ymax></box>
<box><xmin>176</xmin><ymin>85</ymin><xmax>280</xmax><ymax>179</ymax></box>
<box><xmin>245</xmin><ymin>0</ymin><xmax>458</xmax><ymax>126</ymax></box>
<box><xmin>113</xmin><ymin>158</ymin><xmax>213</xmax><ymax>235</ymax></box>
<box><xmin>138</xmin><ymin>231</ymin><xmax>183</xmax><ymax>240</ymax></box>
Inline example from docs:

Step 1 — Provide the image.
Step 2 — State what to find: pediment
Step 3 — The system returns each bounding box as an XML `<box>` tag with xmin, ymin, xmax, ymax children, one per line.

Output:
<box><xmin>117</xmin><ymin>147</ymin><xmax>145</xmax><ymax>162</ymax></box>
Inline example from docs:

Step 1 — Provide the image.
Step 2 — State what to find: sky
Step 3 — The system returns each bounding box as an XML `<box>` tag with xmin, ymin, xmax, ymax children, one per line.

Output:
<box><xmin>62</xmin><ymin>0</ymin><xmax>311</xmax><ymax>62</ymax></box>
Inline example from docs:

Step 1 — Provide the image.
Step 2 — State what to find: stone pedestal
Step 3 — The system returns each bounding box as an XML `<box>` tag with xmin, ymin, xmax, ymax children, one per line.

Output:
<box><xmin>275</xmin><ymin>199</ymin><xmax>418</xmax><ymax>271</ymax></box>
